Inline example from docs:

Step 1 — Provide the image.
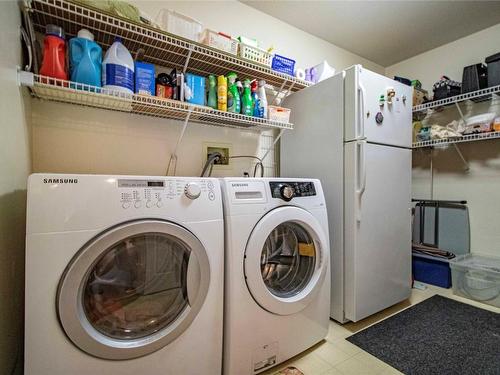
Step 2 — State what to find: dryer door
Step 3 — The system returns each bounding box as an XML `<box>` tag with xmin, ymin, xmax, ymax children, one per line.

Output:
<box><xmin>57</xmin><ymin>219</ymin><xmax>210</xmax><ymax>360</ymax></box>
<box><xmin>244</xmin><ymin>206</ymin><xmax>328</xmax><ymax>316</ymax></box>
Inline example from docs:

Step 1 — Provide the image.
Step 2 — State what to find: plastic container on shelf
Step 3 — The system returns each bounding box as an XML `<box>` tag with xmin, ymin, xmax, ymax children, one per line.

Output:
<box><xmin>462</xmin><ymin>112</ymin><xmax>496</xmax><ymax>135</ymax></box>
<box><xmin>200</xmin><ymin>30</ymin><xmax>238</xmax><ymax>55</ymax></box>
<box><xmin>268</xmin><ymin>106</ymin><xmax>291</xmax><ymax>123</ymax></box>
<box><xmin>40</xmin><ymin>24</ymin><xmax>68</xmax><ymax>81</ymax></box>
<box><xmin>450</xmin><ymin>254</ymin><xmax>500</xmax><ymax>308</ymax></box>
<box><xmin>155</xmin><ymin>9</ymin><xmax>203</xmax><ymax>42</ymax></box>
<box><xmin>102</xmin><ymin>37</ymin><xmax>134</xmax><ymax>94</ymax></box>
<box><xmin>271</xmin><ymin>54</ymin><xmax>296</xmax><ymax>76</ymax></box>
<box><xmin>238</xmin><ymin>44</ymin><xmax>272</xmax><ymax>67</ymax></box>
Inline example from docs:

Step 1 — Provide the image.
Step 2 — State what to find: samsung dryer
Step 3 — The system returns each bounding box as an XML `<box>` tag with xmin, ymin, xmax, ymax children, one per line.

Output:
<box><xmin>221</xmin><ymin>178</ymin><xmax>330</xmax><ymax>374</ymax></box>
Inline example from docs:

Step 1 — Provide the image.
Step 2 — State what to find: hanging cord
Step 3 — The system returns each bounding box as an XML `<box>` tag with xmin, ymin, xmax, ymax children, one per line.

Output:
<box><xmin>229</xmin><ymin>155</ymin><xmax>264</xmax><ymax>177</ymax></box>
<box><xmin>200</xmin><ymin>154</ymin><xmax>265</xmax><ymax>177</ymax></box>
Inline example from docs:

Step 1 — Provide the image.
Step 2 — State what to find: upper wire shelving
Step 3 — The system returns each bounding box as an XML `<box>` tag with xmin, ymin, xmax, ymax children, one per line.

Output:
<box><xmin>25</xmin><ymin>0</ymin><xmax>310</xmax><ymax>93</ymax></box>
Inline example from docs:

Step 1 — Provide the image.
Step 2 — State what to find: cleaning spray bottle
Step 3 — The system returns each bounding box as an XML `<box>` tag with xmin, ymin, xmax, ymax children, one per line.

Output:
<box><xmin>251</xmin><ymin>80</ymin><xmax>261</xmax><ymax>117</ymax></box>
<box><xmin>241</xmin><ymin>79</ymin><xmax>253</xmax><ymax>116</ymax></box>
<box><xmin>227</xmin><ymin>72</ymin><xmax>241</xmax><ymax>114</ymax></box>
<box><xmin>257</xmin><ymin>79</ymin><xmax>268</xmax><ymax>118</ymax></box>
<box><xmin>217</xmin><ymin>75</ymin><xmax>227</xmax><ymax>111</ymax></box>
<box><xmin>207</xmin><ymin>75</ymin><xmax>217</xmax><ymax>109</ymax></box>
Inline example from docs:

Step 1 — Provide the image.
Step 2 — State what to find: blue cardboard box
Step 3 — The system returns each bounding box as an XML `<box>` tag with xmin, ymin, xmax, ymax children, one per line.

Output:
<box><xmin>134</xmin><ymin>61</ymin><xmax>155</xmax><ymax>96</ymax></box>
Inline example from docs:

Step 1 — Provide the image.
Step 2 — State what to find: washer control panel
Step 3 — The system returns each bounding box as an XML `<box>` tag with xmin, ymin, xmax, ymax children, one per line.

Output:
<box><xmin>118</xmin><ymin>179</ymin><xmax>216</xmax><ymax>208</ymax></box>
<box><xmin>269</xmin><ymin>181</ymin><xmax>316</xmax><ymax>201</ymax></box>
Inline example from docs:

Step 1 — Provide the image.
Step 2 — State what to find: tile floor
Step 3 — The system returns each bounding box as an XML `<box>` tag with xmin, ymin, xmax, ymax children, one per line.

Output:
<box><xmin>262</xmin><ymin>284</ymin><xmax>500</xmax><ymax>375</ymax></box>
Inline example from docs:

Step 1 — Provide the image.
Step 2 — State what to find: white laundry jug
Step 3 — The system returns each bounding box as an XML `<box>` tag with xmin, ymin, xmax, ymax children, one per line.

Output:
<box><xmin>102</xmin><ymin>37</ymin><xmax>134</xmax><ymax>94</ymax></box>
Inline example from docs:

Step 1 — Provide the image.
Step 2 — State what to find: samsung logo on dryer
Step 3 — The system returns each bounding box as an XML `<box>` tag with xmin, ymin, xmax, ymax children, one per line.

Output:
<box><xmin>43</xmin><ymin>178</ymin><xmax>78</xmax><ymax>184</ymax></box>
<box><xmin>231</xmin><ymin>183</ymin><xmax>249</xmax><ymax>187</ymax></box>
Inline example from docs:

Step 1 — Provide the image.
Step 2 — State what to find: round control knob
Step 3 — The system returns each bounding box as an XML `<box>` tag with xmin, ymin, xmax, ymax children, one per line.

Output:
<box><xmin>134</xmin><ymin>201</ymin><xmax>142</xmax><ymax>209</ymax></box>
<box><xmin>184</xmin><ymin>183</ymin><xmax>201</xmax><ymax>200</ymax></box>
<box><xmin>146</xmin><ymin>200</ymin><xmax>153</xmax><ymax>208</ymax></box>
<box><xmin>280</xmin><ymin>185</ymin><xmax>295</xmax><ymax>202</ymax></box>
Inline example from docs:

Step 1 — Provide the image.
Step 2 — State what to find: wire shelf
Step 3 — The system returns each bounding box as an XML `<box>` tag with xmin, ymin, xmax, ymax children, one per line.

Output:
<box><xmin>27</xmin><ymin>74</ymin><xmax>294</xmax><ymax>131</ymax></box>
<box><xmin>413</xmin><ymin>131</ymin><xmax>500</xmax><ymax>148</ymax></box>
<box><xmin>27</xmin><ymin>0</ymin><xmax>310</xmax><ymax>92</ymax></box>
<box><xmin>413</xmin><ymin>84</ymin><xmax>500</xmax><ymax>112</ymax></box>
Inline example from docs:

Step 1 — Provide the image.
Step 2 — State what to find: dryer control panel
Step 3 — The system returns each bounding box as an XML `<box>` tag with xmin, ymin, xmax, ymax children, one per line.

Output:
<box><xmin>269</xmin><ymin>181</ymin><xmax>316</xmax><ymax>201</ymax></box>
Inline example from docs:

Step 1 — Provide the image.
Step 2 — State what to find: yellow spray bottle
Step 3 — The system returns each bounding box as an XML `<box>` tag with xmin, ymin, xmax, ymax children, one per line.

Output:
<box><xmin>217</xmin><ymin>75</ymin><xmax>227</xmax><ymax>111</ymax></box>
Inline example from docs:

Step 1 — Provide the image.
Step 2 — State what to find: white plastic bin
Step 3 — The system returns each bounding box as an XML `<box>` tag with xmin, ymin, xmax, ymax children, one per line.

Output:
<box><xmin>450</xmin><ymin>254</ymin><xmax>500</xmax><ymax>308</ymax></box>
<box><xmin>155</xmin><ymin>9</ymin><xmax>203</xmax><ymax>42</ymax></box>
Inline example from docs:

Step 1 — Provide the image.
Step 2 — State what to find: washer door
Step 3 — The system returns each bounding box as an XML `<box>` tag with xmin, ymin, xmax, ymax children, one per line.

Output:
<box><xmin>244</xmin><ymin>206</ymin><xmax>328</xmax><ymax>316</ymax></box>
<box><xmin>57</xmin><ymin>219</ymin><xmax>210</xmax><ymax>360</ymax></box>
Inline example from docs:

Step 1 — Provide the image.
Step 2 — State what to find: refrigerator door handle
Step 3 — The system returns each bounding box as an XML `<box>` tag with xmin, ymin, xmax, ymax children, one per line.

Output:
<box><xmin>356</xmin><ymin>140</ymin><xmax>367</xmax><ymax>222</ymax></box>
<box><xmin>357</xmin><ymin>83</ymin><xmax>366</xmax><ymax>140</ymax></box>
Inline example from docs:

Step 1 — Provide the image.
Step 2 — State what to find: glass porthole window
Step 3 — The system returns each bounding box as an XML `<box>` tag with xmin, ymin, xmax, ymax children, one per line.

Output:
<box><xmin>82</xmin><ymin>233</ymin><xmax>190</xmax><ymax>340</ymax></box>
<box><xmin>260</xmin><ymin>222</ymin><xmax>316</xmax><ymax>298</ymax></box>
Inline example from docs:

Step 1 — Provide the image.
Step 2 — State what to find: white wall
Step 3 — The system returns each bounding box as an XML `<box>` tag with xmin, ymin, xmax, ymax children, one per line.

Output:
<box><xmin>0</xmin><ymin>2</ymin><xmax>31</xmax><ymax>374</ymax></box>
<box><xmin>386</xmin><ymin>24</ymin><xmax>500</xmax><ymax>257</ymax></box>
<box><xmin>32</xmin><ymin>0</ymin><xmax>384</xmax><ymax>177</ymax></box>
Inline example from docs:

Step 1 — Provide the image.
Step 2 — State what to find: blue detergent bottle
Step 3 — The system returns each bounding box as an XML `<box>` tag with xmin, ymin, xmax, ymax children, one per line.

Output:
<box><xmin>69</xmin><ymin>29</ymin><xmax>102</xmax><ymax>87</ymax></box>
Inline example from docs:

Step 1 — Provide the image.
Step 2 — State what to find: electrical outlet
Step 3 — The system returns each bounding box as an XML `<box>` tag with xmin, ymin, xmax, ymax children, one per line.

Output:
<box><xmin>203</xmin><ymin>142</ymin><xmax>232</xmax><ymax>170</ymax></box>
<box><xmin>207</xmin><ymin>146</ymin><xmax>230</xmax><ymax>165</ymax></box>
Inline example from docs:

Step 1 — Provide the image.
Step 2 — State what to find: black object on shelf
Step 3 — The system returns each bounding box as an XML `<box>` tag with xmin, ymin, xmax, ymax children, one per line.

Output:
<box><xmin>461</xmin><ymin>63</ymin><xmax>488</xmax><ymax>94</ymax></box>
<box><xmin>394</xmin><ymin>76</ymin><xmax>412</xmax><ymax>86</ymax></box>
<box><xmin>432</xmin><ymin>76</ymin><xmax>462</xmax><ymax>100</ymax></box>
<box><xmin>485</xmin><ymin>52</ymin><xmax>500</xmax><ymax>88</ymax></box>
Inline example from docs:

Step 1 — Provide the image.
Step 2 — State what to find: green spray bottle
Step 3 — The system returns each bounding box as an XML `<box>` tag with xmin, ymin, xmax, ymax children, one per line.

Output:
<box><xmin>207</xmin><ymin>75</ymin><xmax>217</xmax><ymax>109</ymax></box>
<box><xmin>227</xmin><ymin>72</ymin><xmax>241</xmax><ymax>113</ymax></box>
<box><xmin>241</xmin><ymin>79</ymin><xmax>253</xmax><ymax>116</ymax></box>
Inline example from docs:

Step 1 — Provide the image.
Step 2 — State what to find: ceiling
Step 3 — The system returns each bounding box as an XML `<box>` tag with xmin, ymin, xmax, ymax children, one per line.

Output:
<box><xmin>242</xmin><ymin>1</ymin><xmax>500</xmax><ymax>67</ymax></box>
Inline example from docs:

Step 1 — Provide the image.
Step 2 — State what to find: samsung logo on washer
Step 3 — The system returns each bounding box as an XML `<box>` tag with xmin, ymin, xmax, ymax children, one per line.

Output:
<box><xmin>231</xmin><ymin>183</ymin><xmax>249</xmax><ymax>187</ymax></box>
<box><xmin>43</xmin><ymin>178</ymin><xmax>78</xmax><ymax>184</ymax></box>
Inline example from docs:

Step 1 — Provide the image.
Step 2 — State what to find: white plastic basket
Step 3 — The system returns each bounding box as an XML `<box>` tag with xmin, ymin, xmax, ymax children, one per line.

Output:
<box><xmin>268</xmin><ymin>106</ymin><xmax>291</xmax><ymax>123</ymax></box>
<box><xmin>200</xmin><ymin>29</ymin><xmax>238</xmax><ymax>55</ymax></box>
<box><xmin>155</xmin><ymin>9</ymin><xmax>203</xmax><ymax>42</ymax></box>
<box><xmin>238</xmin><ymin>43</ymin><xmax>272</xmax><ymax>67</ymax></box>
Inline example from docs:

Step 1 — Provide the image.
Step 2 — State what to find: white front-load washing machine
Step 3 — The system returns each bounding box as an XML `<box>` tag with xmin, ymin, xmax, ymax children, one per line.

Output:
<box><xmin>221</xmin><ymin>178</ymin><xmax>330</xmax><ymax>375</ymax></box>
<box><xmin>25</xmin><ymin>174</ymin><xmax>224</xmax><ymax>375</ymax></box>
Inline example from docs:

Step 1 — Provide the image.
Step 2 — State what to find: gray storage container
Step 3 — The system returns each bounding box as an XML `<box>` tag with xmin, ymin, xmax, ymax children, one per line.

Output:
<box><xmin>450</xmin><ymin>254</ymin><xmax>500</xmax><ymax>308</ymax></box>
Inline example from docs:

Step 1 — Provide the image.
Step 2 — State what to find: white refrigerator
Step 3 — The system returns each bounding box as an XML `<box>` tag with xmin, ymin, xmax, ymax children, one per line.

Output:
<box><xmin>281</xmin><ymin>65</ymin><xmax>412</xmax><ymax>323</ymax></box>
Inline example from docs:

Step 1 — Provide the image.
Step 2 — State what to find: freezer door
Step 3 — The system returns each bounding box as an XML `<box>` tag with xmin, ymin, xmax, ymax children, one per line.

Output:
<box><xmin>344</xmin><ymin>65</ymin><xmax>413</xmax><ymax>148</ymax></box>
<box><xmin>344</xmin><ymin>141</ymin><xmax>411</xmax><ymax>322</ymax></box>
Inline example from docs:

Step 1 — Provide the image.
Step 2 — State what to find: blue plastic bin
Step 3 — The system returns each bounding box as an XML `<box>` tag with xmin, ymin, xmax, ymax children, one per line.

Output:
<box><xmin>271</xmin><ymin>54</ymin><xmax>295</xmax><ymax>76</ymax></box>
<box><xmin>412</xmin><ymin>253</ymin><xmax>452</xmax><ymax>288</ymax></box>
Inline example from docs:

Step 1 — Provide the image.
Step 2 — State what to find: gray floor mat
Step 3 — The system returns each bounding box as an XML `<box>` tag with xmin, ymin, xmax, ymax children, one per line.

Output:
<box><xmin>346</xmin><ymin>295</ymin><xmax>500</xmax><ymax>375</ymax></box>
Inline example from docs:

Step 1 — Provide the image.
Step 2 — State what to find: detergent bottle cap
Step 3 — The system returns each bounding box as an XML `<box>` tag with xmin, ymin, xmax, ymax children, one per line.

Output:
<box><xmin>250</xmin><ymin>80</ymin><xmax>258</xmax><ymax>92</ymax></box>
<box><xmin>45</xmin><ymin>24</ymin><xmax>64</xmax><ymax>39</ymax></box>
<box><xmin>77</xmin><ymin>29</ymin><xmax>94</xmax><ymax>41</ymax></box>
<box><xmin>227</xmin><ymin>72</ymin><xmax>237</xmax><ymax>84</ymax></box>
